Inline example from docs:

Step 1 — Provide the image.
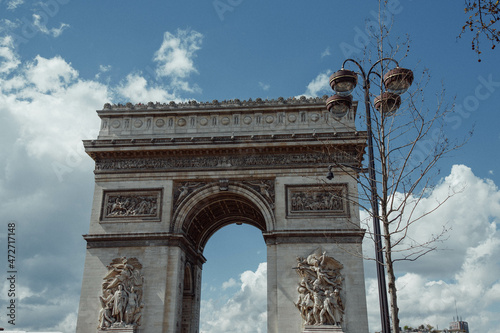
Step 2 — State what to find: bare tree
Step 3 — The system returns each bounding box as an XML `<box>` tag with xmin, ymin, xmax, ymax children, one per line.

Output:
<box><xmin>459</xmin><ymin>0</ymin><xmax>500</xmax><ymax>61</ymax></box>
<box><xmin>323</xmin><ymin>2</ymin><xmax>470</xmax><ymax>332</ymax></box>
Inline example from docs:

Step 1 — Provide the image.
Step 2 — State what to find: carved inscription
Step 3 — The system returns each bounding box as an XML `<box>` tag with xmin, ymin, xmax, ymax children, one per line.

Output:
<box><xmin>101</xmin><ymin>190</ymin><xmax>161</xmax><ymax>221</ymax></box>
<box><xmin>98</xmin><ymin>257</ymin><xmax>144</xmax><ymax>330</ymax></box>
<box><xmin>287</xmin><ymin>184</ymin><xmax>348</xmax><ymax>217</ymax></box>
<box><xmin>294</xmin><ymin>249</ymin><xmax>344</xmax><ymax>327</ymax></box>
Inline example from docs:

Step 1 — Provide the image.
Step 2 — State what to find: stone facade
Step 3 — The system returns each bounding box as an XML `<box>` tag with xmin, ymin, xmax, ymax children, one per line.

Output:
<box><xmin>76</xmin><ymin>97</ymin><xmax>369</xmax><ymax>333</ymax></box>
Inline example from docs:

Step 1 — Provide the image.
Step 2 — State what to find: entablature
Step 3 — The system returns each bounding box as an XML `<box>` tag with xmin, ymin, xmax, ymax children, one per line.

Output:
<box><xmin>96</xmin><ymin>97</ymin><xmax>358</xmax><ymax>140</ymax></box>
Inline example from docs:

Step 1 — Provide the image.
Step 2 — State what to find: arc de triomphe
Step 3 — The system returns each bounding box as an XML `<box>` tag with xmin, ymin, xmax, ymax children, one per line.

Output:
<box><xmin>76</xmin><ymin>97</ymin><xmax>369</xmax><ymax>333</ymax></box>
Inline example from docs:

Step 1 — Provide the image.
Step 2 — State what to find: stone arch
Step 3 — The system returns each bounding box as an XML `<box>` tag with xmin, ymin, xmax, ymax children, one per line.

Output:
<box><xmin>172</xmin><ymin>182</ymin><xmax>275</xmax><ymax>253</ymax></box>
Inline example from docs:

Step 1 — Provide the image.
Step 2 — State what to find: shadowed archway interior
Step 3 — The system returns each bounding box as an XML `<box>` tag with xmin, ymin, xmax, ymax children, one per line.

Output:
<box><xmin>182</xmin><ymin>193</ymin><xmax>267</xmax><ymax>253</ymax></box>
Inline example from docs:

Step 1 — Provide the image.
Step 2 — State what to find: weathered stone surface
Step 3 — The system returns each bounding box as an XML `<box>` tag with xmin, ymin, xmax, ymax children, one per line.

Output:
<box><xmin>76</xmin><ymin>99</ymin><xmax>368</xmax><ymax>333</ymax></box>
<box><xmin>303</xmin><ymin>325</ymin><xmax>345</xmax><ymax>332</ymax></box>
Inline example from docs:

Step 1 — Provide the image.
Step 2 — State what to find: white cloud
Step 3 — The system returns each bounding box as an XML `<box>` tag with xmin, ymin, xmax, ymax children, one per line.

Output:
<box><xmin>300</xmin><ymin>70</ymin><xmax>331</xmax><ymax>98</ymax></box>
<box><xmin>259</xmin><ymin>81</ymin><xmax>270</xmax><ymax>91</ymax></box>
<box><xmin>99</xmin><ymin>64</ymin><xmax>111</xmax><ymax>73</ymax></box>
<box><xmin>0</xmin><ymin>35</ymin><xmax>20</xmax><ymax>74</ymax></box>
<box><xmin>321</xmin><ymin>47</ymin><xmax>331</xmax><ymax>58</ymax></box>
<box><xmin>154</xmin><ymin>28</ymin><xmax>203</xmax><ymax>93</ymax></box>
<box><xmin>32</xmin><ymin>14</ymin><xmax>70</xmax><ymax>37</ymax></box>
<box><xmin>222</xmin><ymin>278</ymin><xmax>238</xmax><ymax>290</ymax></box>
<box><xmin>116</xmin><ymin>72</ymin><xmax>179</xmax><ymax>104</ymax></box>
<box><xmin>0</xmin><ymin>28</ymin><xmax>205</xmax><ymax>332</ymax></box>
<box><xmin>364</xmin><ymin>165</ymin><xmax>500</xmax><ymax>332</ymax></box>
<box><xmin>95</xmin><ymin>64</ymin><xmax>112</xmax><ymax>80</ymax></box>
<box><xmin>25</xmin><ymin>55</ymin><xmax>78</xmax><ymax>92</ymax></box>
<box><xmin>7</xmin><ymin>0</ymin><xmax>24</xmax><ymax>10</ymax></box>
<box><xmin>1</xmin><ymin>55</ymin><xmax>106</xmax><ymax>163</ymax></box>
<box><xmin>201</xmin><ymin>263</ymin><xmax>267</xmax><ymax>333</ymax></box>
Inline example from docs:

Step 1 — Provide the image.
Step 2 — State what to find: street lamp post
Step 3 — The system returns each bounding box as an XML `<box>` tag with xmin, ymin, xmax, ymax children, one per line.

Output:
<box><xmin>326</xmin><ymin>58</ymin><xmax>413</xmax><ymax>333</ymax></box>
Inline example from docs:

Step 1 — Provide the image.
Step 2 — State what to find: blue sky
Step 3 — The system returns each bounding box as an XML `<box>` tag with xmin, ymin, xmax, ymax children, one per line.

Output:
<box><xmin>1</xmin><ymin>0</ymin><xmax>499</xmax><ymax>332</ymax></box>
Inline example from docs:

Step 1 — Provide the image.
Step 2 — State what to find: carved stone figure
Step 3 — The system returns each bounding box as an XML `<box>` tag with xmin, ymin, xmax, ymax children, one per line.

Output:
<box><xmin>293</xmin><ymin>249</ymin><xmax>344</xmax><ymax>327</ymax></box>
<box><xmin>111</xmin><ymin>284</ymin><xmax>127</xmax><ymax>323</ymax></box>
<box><xmin>98</xmin><ymin>257</ymin><xmax>144</xmax><ymax>330</ymax></box>
<box><xmin>104</xmin><ymin>193</ymin><xmax>158</xmax><ymax>218</ymax></box>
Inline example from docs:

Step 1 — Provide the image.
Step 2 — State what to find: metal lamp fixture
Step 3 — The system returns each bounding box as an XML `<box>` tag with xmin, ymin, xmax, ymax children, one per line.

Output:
<box><xmin>326</xmin><ymin>95</ymin><xmax>353</xmax><ymax>118</ymax></box>
<box><xmin>383</xmin><ymin>67</ymin><xmax>414</xmax><ymax>95</ymax></box>
<box><xmin>374</xmin><ymin>92</ymin><xmax>401</xmax><ymax>116</ymax></box>
<box><xmin>324</xmin><ymin>58</ymin><xmax>413</xmax><ymax>333</ymax></box>
<box><xmin>327</xmin><ymin>64</ymin><xmax>413</xmax><ymax>118</ymax></box>
<box><xmin>329</xmin><ymin>69</ymin><xmax>358</xmax><ymax>96</ymax></box>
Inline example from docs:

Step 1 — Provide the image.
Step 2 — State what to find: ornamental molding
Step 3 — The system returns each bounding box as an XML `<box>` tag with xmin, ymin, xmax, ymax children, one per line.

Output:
<box><xmin>94</xmin><ymin>152</ymin><xmax>358</xmax><ymax>173</ymax></box>
<box><xmin>95</xmin><ymin>97</ymin><xmax>360</xmax><ymax>141</ymax></box>
<box><xmin>86</xmin><ymin>131</ymin><xmax>363</xmax><ymax>147</ymax></box>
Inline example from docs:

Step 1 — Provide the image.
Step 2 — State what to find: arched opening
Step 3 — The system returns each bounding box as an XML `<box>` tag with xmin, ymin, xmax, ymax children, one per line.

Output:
<box><xmin>175</xmin><ymin>186</ymin><xmax>273</xmax><ymax>332</ymax></box>
<box><xmin>184</xmin><ymin>192</ymin><xmax>267</xmax><ymax>252</ymax></box>
<box><xmin>199</xmin><ymin>223</ymin><xmax>267</xmax><ymax>332</ymax></box>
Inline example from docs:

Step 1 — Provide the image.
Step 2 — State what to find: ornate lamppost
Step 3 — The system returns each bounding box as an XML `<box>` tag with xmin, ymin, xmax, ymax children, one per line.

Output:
<box><xmin>326</xmin><ymin>58</ymin><xmax>413</xmax><ymax>333</ymax></box>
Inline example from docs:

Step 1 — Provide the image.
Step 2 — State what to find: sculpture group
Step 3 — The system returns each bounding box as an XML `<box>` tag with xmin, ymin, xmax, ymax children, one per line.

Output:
<box><xmin>98</xmin><ymin>257</ymin><xmax>144</xmax><ymax>331</ymax></box>
<box><xmin>294</xmin><ymin>249</ymin><xmax>345</xmax><ymax>327</ymax></box>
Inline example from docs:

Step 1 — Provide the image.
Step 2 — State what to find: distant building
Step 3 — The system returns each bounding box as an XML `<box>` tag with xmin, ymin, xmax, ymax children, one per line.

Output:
<box><xmin>447</xmin><ymin>319</ymin><xmax>469</xmax><ymax>333</ymax></box>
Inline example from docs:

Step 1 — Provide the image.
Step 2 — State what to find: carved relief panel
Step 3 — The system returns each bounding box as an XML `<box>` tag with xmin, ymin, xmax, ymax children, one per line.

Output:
<box><xmin>286</xmin><ymin>184</ymin><xmax>349</xmax><ymax>218</ymax></box>
<box><xmin>294</xmin><ymin>248</ymin><xmax>344</xmax><ymax>328</ymax></box>
<box><xmin>101</xmin><ymin>189</ymin><xmax>162</xmax><ymax>222</ymax></box>
<box><xmin>98</xmin><ymin>257</ymin><xmax>144</xmax><ymax>331</ymax></box>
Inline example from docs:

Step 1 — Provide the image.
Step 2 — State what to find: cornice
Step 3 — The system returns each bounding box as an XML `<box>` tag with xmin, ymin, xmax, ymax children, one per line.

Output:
<box><xmin>100</xmin><ymin>96</ymin><xmax>330</xmax><ymax>114</ymax></box>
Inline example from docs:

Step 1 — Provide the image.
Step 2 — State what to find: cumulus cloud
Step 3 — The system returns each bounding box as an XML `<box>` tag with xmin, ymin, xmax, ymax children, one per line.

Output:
<box><xmin>364</xmin><ymin>165</ymin><xmax>500</xmax><ymax>332</ymax></box>
<box><xmin>0</xmin><ymin>28</ymin><xmax>204</xmax><ymax>331</ymax></box>
<box><xmin>0</xmin><ymin>35</ymin><xmax>20</xmax><ymax>74</ymax></box>
<box><xmin>0</xmin><ymin>44</ymin><xmax>109</xmax><ymax>331</ymax></box>
<box><xmin>116</xmin><ymin>72</ymin><xmax>178</xmax><ymax>104</ymax></box>
<box><xmin>222</xmin><ymin>278</ymin><xmax>237</xmax><ymax>290</ymax></box>
<box><xmin>1</xmin><ymin>55</ymin><xmax>105</xmax><ymax>164</ymax></box>
<box><xmin>300</xmin><ymin>70</ymin><xmax>331</xmax><ymax>97</ymax></box>
<box><xmin>201</xmin><ymin>263</ymin><xmax>267</xmax><ymax>333</ymax></box>
<box><xmin>154</xmin><ymin>28</ymin><xmax>203</xmax><ymax>93</ymax></box>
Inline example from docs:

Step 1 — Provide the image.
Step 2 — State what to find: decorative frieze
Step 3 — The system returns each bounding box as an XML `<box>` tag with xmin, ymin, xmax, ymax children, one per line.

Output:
<box><xmin>101</xmin><ymin>190</ymin><xmax>162</xmax><ymax>222</ymax></box>
<box><xmin>294</xmin><ymin>249</ymin><xmax>344</xmax><ymax>328</ymax></box>
<box><xmin>286</xmin><ymin>184</ymin><xmax>349</xmax><ymax>218</ymax></box>
<box><xmin>95</xmin><ymin>152</ymin><xmax>356</xmax><ymax>172</ymax></box>
<box><xmin>98</xmin><ymin>257</ymin><xmax>144</xmax><ymax>331</ymax></box>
